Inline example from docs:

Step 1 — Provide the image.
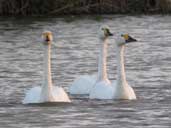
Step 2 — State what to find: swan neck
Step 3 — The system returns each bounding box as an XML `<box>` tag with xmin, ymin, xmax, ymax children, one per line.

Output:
<box><xmin>116</xmin><ymin>45</ymin><xmax>127</xmax><ymax>85</ymax></box>
<box><xmin>43</xmin><ymin>43</ymin><xmax>53</xmax><ymax>88</ymax></box>
<box><xmin>97</xmin><ymin>38</ymin><xmax>108</xmax><ymax>82</ymax></box>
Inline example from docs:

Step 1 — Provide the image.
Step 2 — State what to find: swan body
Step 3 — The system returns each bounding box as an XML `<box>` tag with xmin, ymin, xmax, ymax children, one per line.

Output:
<box><xmin>23</xmin><ymin>86</ymin><xmax>70</xmax><ymax>104</ymax></box>
<box><xmin>89</xmin><ymin>25</ymin><xmax>115</xmax><ymax>99</ymax></box>
<box><xmin>90</xmin><ymin>80</ymin><xmax>114</xmax><ymax>99</ymax></box>
<box><xmin>23</xmin><ymin>86</ymin><xmax>41</xmax><ymax>104</ymax></box>
<box><xmin>69</xmin><ymin>75</ymin><xmax>96</xmax><ymax>94</ymax></box>
<box><xmin>113</xmin><ymin>82</ymin><xmax>136</xmax><ymax>100</ymax></box>
<box><xmin>112</xmin><ymin>34</ymin><xmax>137</xmax><ymax>100</ymax></box>
<box><xmin>23</xmin><ymin>31</ymin><xmax>70</xmax><ymax>104</ymax></box>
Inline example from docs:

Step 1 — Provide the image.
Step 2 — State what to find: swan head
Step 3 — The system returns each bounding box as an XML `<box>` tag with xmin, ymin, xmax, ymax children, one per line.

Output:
<box><xmin>99</xmin><ymin>25</ymin><xmax>113</xmax><ymax>39</ymax></box>
<box><xmin>116</xmin><ymin>34</ymin><xmax>137</xmax><ymax>46</ymax></box>
<box><xmin>42</xmin><ymin>31</ymin><xmax>53</xmax><ymax>45</ymax></box>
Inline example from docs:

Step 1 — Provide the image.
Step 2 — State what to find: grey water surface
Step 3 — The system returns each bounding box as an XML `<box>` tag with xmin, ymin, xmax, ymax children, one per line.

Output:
<box><xmin>0</xmin><ymin>15</ymin><xmax>170</xmax><ymax>128</ymax></box>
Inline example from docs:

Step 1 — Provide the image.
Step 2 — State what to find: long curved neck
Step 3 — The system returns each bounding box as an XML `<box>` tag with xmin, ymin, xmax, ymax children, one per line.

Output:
<box><xmin>43</xmin><ymin>43</ymin><xmax>53</xmax><ymax>88</ymax></box>
<box><xmin>116</xmin><ymin>45</ymin><xmax>127</xmax><ymax>86</ymax></box>
<box><xmin>97</xmin><ymin>38</ymin><xmax>108</xmax><ymax>82</ymax></box>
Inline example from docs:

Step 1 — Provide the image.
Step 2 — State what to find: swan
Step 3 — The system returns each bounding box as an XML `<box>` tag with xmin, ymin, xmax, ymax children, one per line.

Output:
<box><xmin>69</xmin><ymin>75</ymin><xmax>96</xmax><ymax>95</ymax></box>
<box><xmin>112</xmin><ymin>34</ymin><xmax>137</xmax><ymax>100</ymax></box>
<box><xmin>89</xmin><ymin>25</ymin><xmax>115</xmax><ymax>99</ymax></box>
<box><xmin>69</xmin><ymin>25</ymin><xmax>113</xmax><ymax>95</ymax></box>
<box><xmin>23</xmin><ymin>31</ymin><xmax>71</xmax><ymax>104</ymax></box>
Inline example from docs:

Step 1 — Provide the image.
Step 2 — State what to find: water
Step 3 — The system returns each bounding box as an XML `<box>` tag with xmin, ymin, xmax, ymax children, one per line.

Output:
<box><xmin>0</xmin><ymin>15</ymin><xmax>170</xmax><ymax>128</ymax></box>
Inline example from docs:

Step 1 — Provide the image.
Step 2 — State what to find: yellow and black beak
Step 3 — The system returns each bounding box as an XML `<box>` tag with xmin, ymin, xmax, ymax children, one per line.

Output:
<box><xmin>122</xmin><ymin>34</ymin><xmax>137</xmax><ymax>43</ymax></box>
<box><xmin>107</xmin><ymin>29</ymin><xmax>113</xmax><ymax>36</ymax></box>
<box><xmin>105</xmin><ymin>28</ymin><xmax>113</xmax><ymax>36</ymax></box>
<box><xmin>42</xmin><ymin>31</ymin><xmax>53</xmax><ymax>44</ymax></box>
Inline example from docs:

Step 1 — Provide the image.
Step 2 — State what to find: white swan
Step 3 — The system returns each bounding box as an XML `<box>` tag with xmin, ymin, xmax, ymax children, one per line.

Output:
<box><xmin>89</xmin><ymin>25</ymin><xmax>115</xmax><ymax>99</ymax></box>
<box><xmin>23</xmin><ymin>31</ymin><xmax>71</xmax><ymax>104</ymax></box>
<box><xmin>69</xmin><ymin>75</ymin><xmax>96</xmax><ymax>95</ymax></box>
<box><xmin>112</xmin><ymin>34</ymin><xmax>137</xmax><ymax>100</ymax></box>
<box><xmin>69</xmin><ymin>25</ymin><xmax>113</xmax><ymax>95</ymax></box>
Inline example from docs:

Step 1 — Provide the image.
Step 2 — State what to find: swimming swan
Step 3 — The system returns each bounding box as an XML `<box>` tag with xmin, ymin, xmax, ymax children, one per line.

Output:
<box><xmin>112</xmin><ymin>34</ymin><xmax>137</xmax><ymax>100</ymax></box>
<box><xmin>69</xmin><ymin>75</ymin><xmax>96</xmax><ymax>95</ymax></box>
<box><xmin>89</xmin><ymin>25</ymin><xmax>114</xmax><ymax>99</ymax></box>
<box><xmin>69</xmin><ymin>25</ymin><xmax>113</xmax><ymax>95</ymax></box>
<box><xmin>23</xmin><ymin>31</ymin><xmax>71</xmax><ymax>104</ymax></box>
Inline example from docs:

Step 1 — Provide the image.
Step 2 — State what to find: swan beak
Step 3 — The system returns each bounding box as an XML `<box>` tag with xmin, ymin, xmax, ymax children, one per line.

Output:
<box><xmin>106</xmin><ymin>29</ymin><xmax>113</xmax><ymax>36</ymax></box>
<box><xmin>122</xmin><ymin>34</ymin><xmax>137</xmax><ymax>43</ymax></box>
<box><xmin>108</xmin><ymin>31</ymin><xmax>113</xmax><ymax>36</ymax></box>
<box><xmin>42</xmin><ymin>31</ymin><xmax>53</xmax><ymax>43</ymax></box>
